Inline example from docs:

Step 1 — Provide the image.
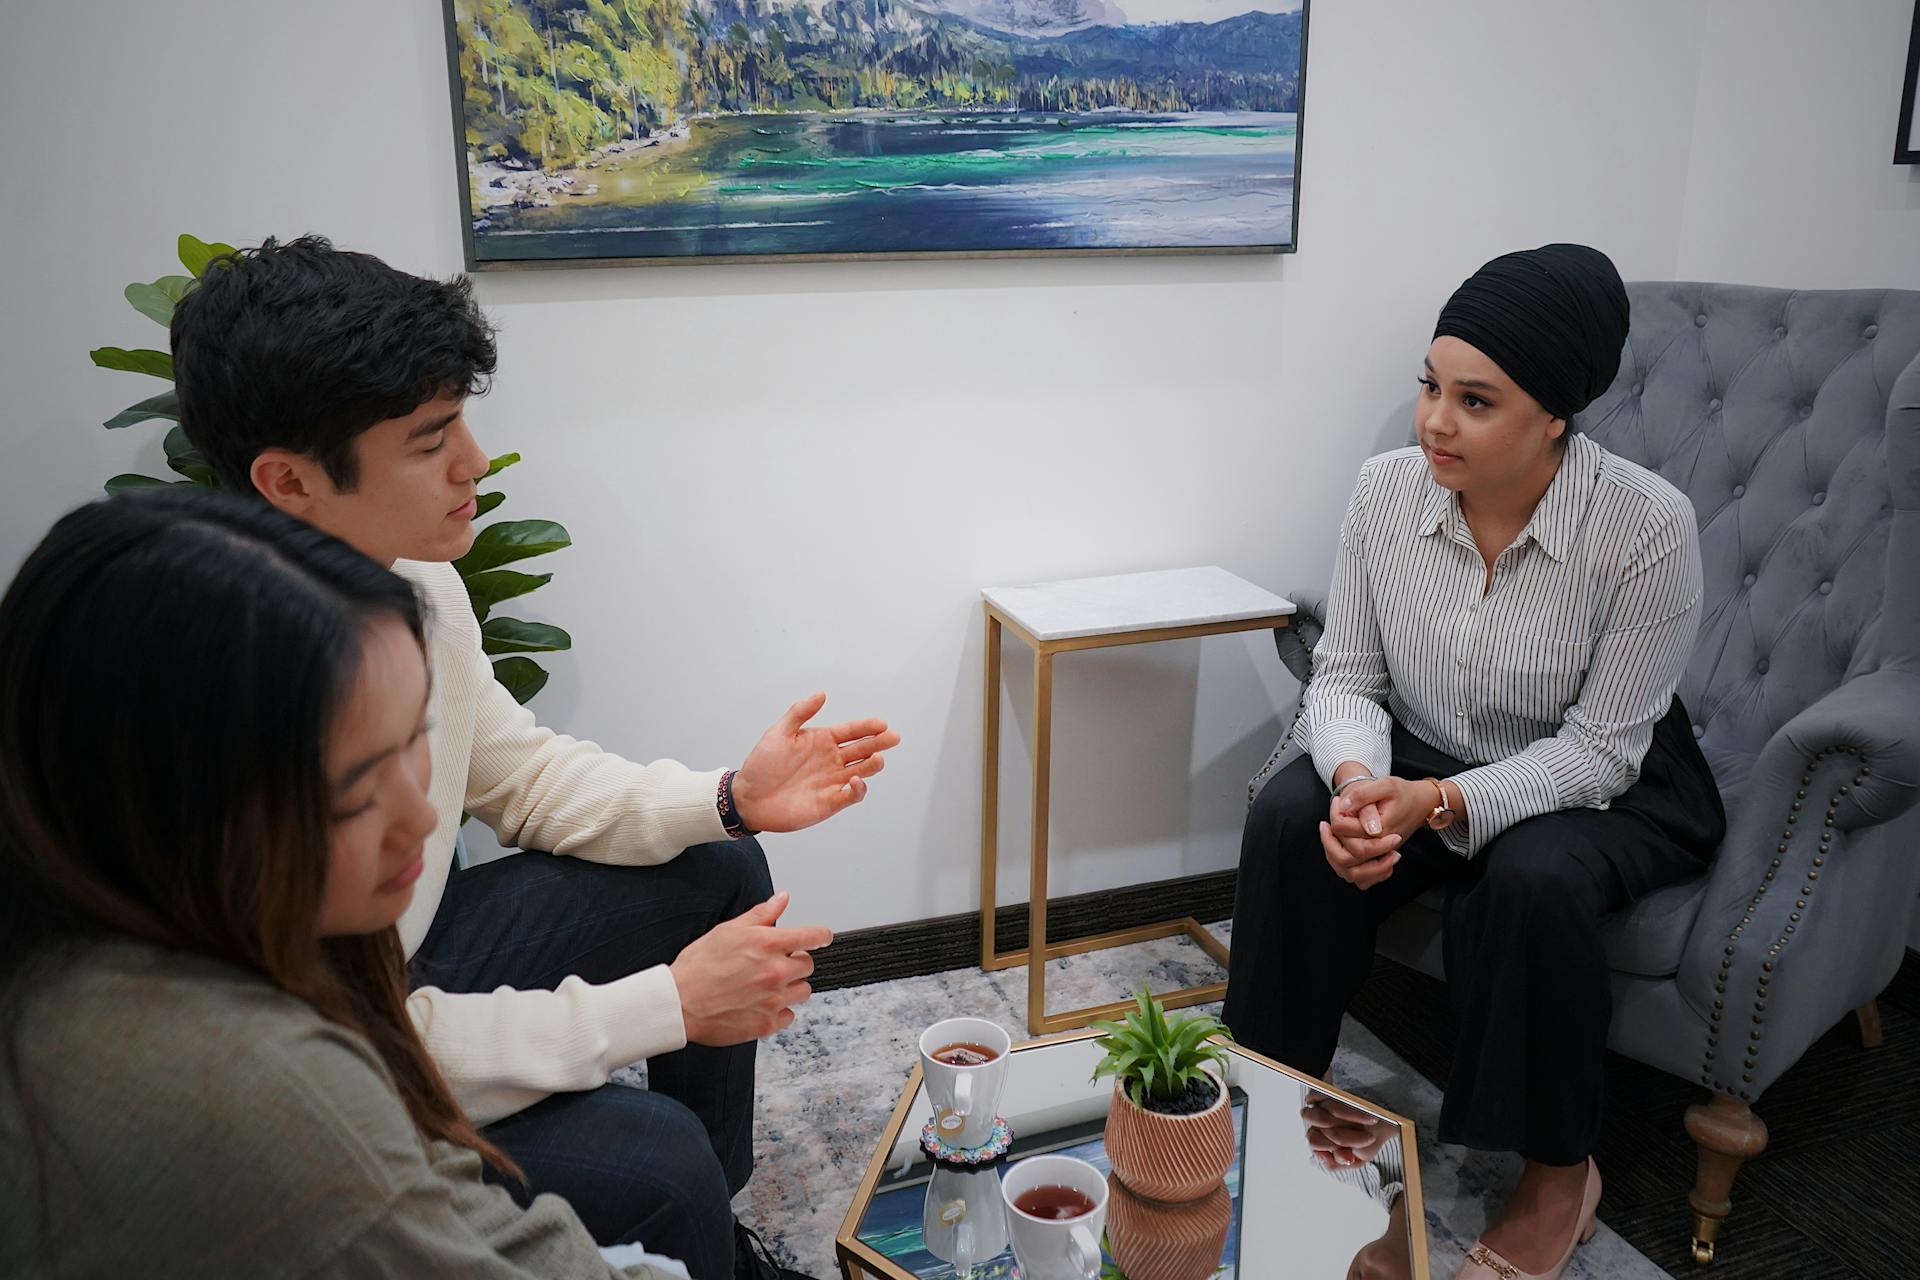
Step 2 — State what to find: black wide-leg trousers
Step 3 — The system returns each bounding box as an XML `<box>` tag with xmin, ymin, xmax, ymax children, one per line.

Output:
<box><xmin>1223</xmin><ymin>698</ymin><xmax>1724</xmax><ymax>1165</ymax></box>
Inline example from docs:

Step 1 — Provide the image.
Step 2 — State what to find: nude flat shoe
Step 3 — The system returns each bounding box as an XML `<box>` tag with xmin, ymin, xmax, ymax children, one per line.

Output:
<box><xmin>1454</xmin><ymin>1158</ymin><xmax>1602</xmax><ymax>1280</ymax></box>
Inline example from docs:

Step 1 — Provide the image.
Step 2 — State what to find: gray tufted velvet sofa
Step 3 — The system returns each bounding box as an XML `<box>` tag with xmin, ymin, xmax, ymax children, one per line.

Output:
<box><xmin>1254</xmin><ymin>282</ymin><xmax>1920</xmax><ymax>1263</ymax></box>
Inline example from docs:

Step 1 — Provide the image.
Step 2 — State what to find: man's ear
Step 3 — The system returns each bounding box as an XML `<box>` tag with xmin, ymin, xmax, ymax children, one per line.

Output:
<box><xmin>249</xmin><ymin>449</ymin><xmax>326</xmax><ymax>518</ymax></box>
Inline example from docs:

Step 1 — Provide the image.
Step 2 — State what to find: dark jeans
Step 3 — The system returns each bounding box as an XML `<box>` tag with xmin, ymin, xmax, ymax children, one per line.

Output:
<box><xmin>1224</xmin><ymin>699</ymin><xmax>1724</xmax><ymax>1165</ymax></box>
<box><xmin>409</xmin><ymin>837</ymin><xmax>772</xmax><ymax>1280</ymax></box>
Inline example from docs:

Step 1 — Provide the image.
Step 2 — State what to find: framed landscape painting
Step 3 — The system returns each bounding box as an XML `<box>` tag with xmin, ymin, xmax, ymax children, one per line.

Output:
<box><xmin>443</xmin><ymin>0</ymin><xmax>1309</xmax><ymax>266</ymax></box>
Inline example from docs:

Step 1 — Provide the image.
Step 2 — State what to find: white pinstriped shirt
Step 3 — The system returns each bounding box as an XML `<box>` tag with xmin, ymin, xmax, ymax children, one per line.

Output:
<box><xmin>1295</xmin><ymin>431</ymin><xmax>1704</xmax><ymax>857</ymax></box>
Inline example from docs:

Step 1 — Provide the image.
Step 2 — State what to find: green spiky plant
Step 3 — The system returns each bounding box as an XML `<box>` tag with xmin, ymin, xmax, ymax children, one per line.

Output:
<box><xmin>1090</xmin><ymin>986</ymin><xmax>1233</xmax><ymax>1111</ymax></box>
<box><xmin>91</xmin><ymin>234</ymin><xmax>572</xmax><ymax>705</ymax></box>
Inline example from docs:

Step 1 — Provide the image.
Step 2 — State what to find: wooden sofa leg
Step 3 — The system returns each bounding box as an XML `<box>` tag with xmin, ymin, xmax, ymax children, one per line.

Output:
<box><xmin>1854</xmin><ymin>1000</ymin><xmax>1884</xmax><ymax>1049</ymax></box>
<box><xmin>1684</xmin><ymin>1095</ymin><xmax>1768</xmax><ymax>1265</ymax></box>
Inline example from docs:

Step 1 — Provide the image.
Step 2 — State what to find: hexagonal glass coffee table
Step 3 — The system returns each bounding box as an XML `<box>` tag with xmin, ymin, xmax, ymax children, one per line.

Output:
<box><xmin>836</xmin><ymin>1028</ymin><xmax>1429</xmax><ymax>1279</ymax></box>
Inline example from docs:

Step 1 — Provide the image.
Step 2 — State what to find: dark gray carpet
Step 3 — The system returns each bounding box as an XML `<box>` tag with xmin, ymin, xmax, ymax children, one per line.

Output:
<box><xmin>1348</xmin><ymin>948</ymin><xmax>1920</xmax><ymax>1280</ymax></box>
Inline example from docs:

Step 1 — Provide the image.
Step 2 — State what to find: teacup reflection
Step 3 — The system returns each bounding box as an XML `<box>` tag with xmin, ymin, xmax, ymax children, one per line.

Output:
<box><xmin>1103</xmin><ymin>1175</ymin><xmax>1231</xmax><ymax>1280</ymax></box>
<box><xmin>920</xmin><ymin>1163</ymin><xmax>1010</xmax><ymax>1277</ymax></box>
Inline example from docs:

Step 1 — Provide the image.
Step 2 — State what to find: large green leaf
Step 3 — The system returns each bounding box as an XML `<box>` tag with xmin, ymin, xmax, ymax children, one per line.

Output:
<box><xmin>90</xmin><ymin>347</ymin><xmax>174</xmax><ymax>379</ymax></box>
<box><xmin>178</xmin><ymin>234</ymin><xmax>239</xmax><ymax>277</ymax></box>
<box><xmin>474</xmin><ymin>490</ymin><xmax>505</xmax><ymax>518</ymax></box>
<box><xmin>103</xmin><ymin>388</ymin><xmax>181</xmax><ymax>430</ymax></box>
<box><xmin>483</xmin><ymin>452</ymin><xmax>522</xmax><ymax>479</ymax></box>
<box><xmin>491</xmin><ymin>655</ymin><xmax>551</xmax><ymax>704</ymax></box>
<box><xmin>163</xmin><ymin>425</ymin><xmax>216</xmax><ymax>486</ymax></box>
<box><xmin>104</xmin><ymin>473</ymin><xmax>185</xmax><ymax>495</ymax></box>
<box><xmin>453</xmin><ymin>519</ymin><xmax>571</xmax><ymax>575</ymax></box>
<box><xmin>463</xmin><ymin>568</ymin><xmax>551</xmax><ymax>622</ymax></box>
<box><xmin>124</xmin><ymin>275</ymin><xmax>193</xmax><ymax>326</ymax></box>
<box><xmin>481</xmin><ymin>617</ymin><xmax>572</xmax><ymax>655</ymax></box>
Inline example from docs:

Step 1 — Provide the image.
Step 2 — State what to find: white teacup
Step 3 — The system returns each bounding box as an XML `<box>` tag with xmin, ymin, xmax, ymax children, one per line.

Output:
<box><xmin>918</xmin><ymin>1016</ymin><xmax>1011</xmax><ymax>1149</ymax></box>
<box><xmin>1001</xmin><ymin>1154</ymin><xmax>1109</xmax><ymax>1280</ymax></box>
<box><xmin>921</xmin><ymin>1163</ymin><xmax>1010</xmax><ymax>1276</ymax></box>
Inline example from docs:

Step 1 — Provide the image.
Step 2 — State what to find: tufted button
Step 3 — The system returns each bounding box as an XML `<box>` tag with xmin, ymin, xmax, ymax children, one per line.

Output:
<box><xmin>1774</xmin><ymin>326</ymin><xmax>1787</xmax><ymax>338</ymax></box>
<box><xmin>1819</xmin><ymin>581</ymin><xmax>1833</xmax><ymax>595</ymax></box>
<box><xmin>1708</xmin><ymin>397</ymin><xmax>1723</xmax><ymax>412</ymax></box>
<box><xmin>1743</xmin><ymin>573</ymin><xmax>1757</xmax><ymax>587</ymax></box>
<box><xmin>1799</xmin><ymin>405</ymin><xmax>1813</xmax><ymax>419</ymax></box>
<box><xmin>1732</xmin><ymin>484</ymin><xmax>1745</xmax><ymax>498</ymax></box>
<box><xmin>1692</xmin><ymin>723</ymin><xmax>1705</xmax><ymax>739</ymax></box>
<box><xmin>1632</xmin><ymin>382</ymin><xmax>1644</xmax><ymax>395</ymax></box>
<box><xmin>1758</xmin><ymin>659</ymin><xmax>1770</xmax><ymax>674</ymax></box>
<box><xmin>1864</xmin><ymin>324</ymin><xmax>1878</xmax><ymax>339</ymax></box>
<box><xmin>1695</xmin><ymin>313</ymin><xmax>1708</xmax><ymax>327</ymax></box>
<box><xmin>1813</xmin><ymin>492</ymin><xmax>1826</xmax><ymax>505</ymax></box>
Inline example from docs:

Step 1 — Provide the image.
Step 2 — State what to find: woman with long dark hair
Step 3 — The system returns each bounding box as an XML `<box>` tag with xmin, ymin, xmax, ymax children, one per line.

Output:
<box><xmin>0</xmin><ymin>488</ymin><xmax>686</xmax><ymax>1277</ymax></box>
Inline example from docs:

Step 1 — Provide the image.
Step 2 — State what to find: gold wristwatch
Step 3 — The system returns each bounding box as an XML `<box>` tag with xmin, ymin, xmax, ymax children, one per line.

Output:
<box><xmin>1422</xmin><ymin>777</ymin><xmax>1457</xmax><ymax>830</ymax></box>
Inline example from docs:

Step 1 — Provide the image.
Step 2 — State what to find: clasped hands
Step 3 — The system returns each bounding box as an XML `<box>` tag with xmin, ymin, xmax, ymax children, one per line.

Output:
<box><xmin>1318</xmin><ymin>770</ymin><xmax>1446</xmax><ymax>890</ymax></box>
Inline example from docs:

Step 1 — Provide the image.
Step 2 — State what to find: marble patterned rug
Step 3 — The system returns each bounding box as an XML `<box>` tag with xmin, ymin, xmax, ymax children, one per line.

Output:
<box><xmin>714</xmin><ymin>924</ymin><xmax>1666</xmax><ymax>1280</ymax></box>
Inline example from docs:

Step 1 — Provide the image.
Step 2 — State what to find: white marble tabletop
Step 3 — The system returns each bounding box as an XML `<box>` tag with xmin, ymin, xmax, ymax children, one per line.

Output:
<box><xmin>982</xmin><ymin>566</ymin><xmax>1295</xmax><ymax>641</ymax></box>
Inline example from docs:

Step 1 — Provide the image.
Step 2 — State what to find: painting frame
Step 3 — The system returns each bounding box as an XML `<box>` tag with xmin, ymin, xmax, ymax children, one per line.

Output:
<box><xmin>439</xmin><ymin>0</ymin><xmax>1311</xmax><ymax>269</ymax></box>
<box><xmin>1899</xmin><ymin>0</ymin><xmax>1920</xmax><ymax>163</ymax></box>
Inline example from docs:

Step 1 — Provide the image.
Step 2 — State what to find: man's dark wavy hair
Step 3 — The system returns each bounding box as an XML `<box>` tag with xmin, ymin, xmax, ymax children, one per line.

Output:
<box><xmin>170</xmin><ymin>235</ymin><xmax>497</xmax><ymax>493</ymax></box>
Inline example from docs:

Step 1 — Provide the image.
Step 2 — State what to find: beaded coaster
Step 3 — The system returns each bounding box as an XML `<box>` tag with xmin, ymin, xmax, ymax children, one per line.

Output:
<box><xmin>920</xmin><ymin>1115</ymin><xmax>1013</xmax><ymax>1167</ymax></box>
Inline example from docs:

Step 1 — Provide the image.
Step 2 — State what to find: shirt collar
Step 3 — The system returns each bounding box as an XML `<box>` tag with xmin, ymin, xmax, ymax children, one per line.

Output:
<box><xmin>1414</xmin><ymin>431</ymin><xmax>1601</xmax><ymax>563</ymax></box>
<box><xmin>1522</xmin><ymin>432</ymin><xmax>1601</xmax><ymax>563</ymax></box>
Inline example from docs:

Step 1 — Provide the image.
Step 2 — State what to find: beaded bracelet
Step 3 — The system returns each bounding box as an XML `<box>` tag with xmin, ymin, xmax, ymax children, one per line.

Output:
<box><xmin>717</xmin><ymin>768</ymin><xmax>757</xmax><ymax>838</ymax></box>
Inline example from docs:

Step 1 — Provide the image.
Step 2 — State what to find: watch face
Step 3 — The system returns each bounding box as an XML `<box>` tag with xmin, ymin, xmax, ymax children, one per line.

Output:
<box><xmin>1428</xmin><ymin>807</ymin><xmax>1456</xmax><ymax>831</ymax></box>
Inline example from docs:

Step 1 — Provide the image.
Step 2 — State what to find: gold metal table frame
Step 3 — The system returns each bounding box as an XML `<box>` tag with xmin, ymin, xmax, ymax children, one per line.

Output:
<box><xmin>980</xmin><ymin>601</ymin><xmax>1292</xmax><ymax>1034</ymax></box>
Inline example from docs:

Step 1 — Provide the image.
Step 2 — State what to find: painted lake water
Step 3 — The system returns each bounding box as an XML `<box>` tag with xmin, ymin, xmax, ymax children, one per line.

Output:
<box><xmin>474</xmin><ymin>110</ymin><xmax>1296</xmax><ymax>261</ymax></box>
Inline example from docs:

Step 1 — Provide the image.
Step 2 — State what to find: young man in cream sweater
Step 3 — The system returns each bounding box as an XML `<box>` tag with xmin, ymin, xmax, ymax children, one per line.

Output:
<box><xmin>170</xmin><ymin>236</ymin><xmax>896</xmax><ymax>1280</ymax></box>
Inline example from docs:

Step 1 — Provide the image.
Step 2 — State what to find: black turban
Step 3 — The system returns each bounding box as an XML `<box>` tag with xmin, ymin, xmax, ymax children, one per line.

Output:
<box><xmin>1432</xmin><ymin>243</ymin><xmax>1630</xmax><ymax>420</ymax></box>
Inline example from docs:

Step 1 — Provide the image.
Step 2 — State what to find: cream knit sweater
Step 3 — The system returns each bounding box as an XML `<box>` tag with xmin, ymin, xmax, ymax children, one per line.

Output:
<box><xmin>394</xmin><ymin>560</ymin><xmax>728</xmax><ymax>1125</ymax></box>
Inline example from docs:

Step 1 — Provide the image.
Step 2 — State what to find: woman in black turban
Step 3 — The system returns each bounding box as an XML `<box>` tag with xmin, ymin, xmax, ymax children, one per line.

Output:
<box><xmin>1226</xmin><ymin>246</ymin><xmax>1724</xmax><ymax>1280</ymax></box>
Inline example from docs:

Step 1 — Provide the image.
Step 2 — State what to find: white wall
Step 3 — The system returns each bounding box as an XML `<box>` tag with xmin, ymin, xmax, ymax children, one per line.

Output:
<box><xmin>1675</xmin><ymin>0</ymin><xmax>1920</xmax><ymax>290</ymax></box>
<box><xmin>9</xmin><ymin>0</ymin><xmax>1906</xmax><ymax>937</ymax></box>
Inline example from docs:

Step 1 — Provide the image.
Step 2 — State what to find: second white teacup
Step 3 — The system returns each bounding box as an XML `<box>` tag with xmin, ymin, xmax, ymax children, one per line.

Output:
<box><xmin>918</xmin><ymin>1016</ymin><xmax>1012</xmax><ymax>1149</ymax></box>
<box><xmin>1001</xmin><ymin>1154</ymin><xmax>1109</xmax><ymax>1280</ymax></box>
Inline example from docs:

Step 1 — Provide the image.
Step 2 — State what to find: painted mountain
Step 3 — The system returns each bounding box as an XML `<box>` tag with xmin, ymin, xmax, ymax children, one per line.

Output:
<box><xmin>449</xmin><ymin>0</ymin><xmax>1307</xmax><ymax>260</ymax></box>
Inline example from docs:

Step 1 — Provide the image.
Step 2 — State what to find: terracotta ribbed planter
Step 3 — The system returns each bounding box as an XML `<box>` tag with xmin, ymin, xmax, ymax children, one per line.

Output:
<box><xmin>1106</xmin><ymin>1175</ymin><xmax>1232</xmax><ymax>1280</ymax></box>
<box><xmin>1102</xmin><ymin>1069</ymin><xmax>1234</xmax><ymax>1204</ymax></box>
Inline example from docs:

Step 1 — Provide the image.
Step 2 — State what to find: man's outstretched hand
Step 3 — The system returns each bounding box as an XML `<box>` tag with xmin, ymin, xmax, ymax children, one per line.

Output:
<box><xmin>732</xmin><ymin>692</ymin><xmax>900</xmax><ymax>833</ymax></box>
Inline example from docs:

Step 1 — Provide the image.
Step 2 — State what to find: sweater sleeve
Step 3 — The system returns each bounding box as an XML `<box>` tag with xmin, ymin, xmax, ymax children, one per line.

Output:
<box><xmin>1294</xmin><ymin>460</ymin><xmax>1395</xmax><ymax>788</ymax></box>
<box><xmin>408</xmin><ymin>965</ymin><xmax>689</xmax><ymax>1126</ymax></box>
<box><xmin>320</xmin><ymin>1140</ymin><xmax>687</xmax><ymax>1280</ymax></box>
<box><xmin>463</xmin><ymin>632</ymin><xmax>729</xmax><ymax>864</ymax></box>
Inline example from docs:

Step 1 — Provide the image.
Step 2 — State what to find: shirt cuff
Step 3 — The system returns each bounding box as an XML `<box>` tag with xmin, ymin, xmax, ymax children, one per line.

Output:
<box><xmin>1307</xmin><ymin>719</ymin><xmax>1393</xmax><ymax>793</ymax></box>
<box><xmin>1446</xmin><ymin>754</ymin><xmax>1561</xmax><ymax>857</ymax></box>
<box><xmin>586</xmin><ymin>963</ymin><xmax>690</xmax><ymax>1069</ymax></box>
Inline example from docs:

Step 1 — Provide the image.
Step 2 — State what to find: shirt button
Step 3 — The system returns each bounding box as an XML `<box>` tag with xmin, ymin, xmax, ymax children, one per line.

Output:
<box><xmin>1456</xmin><ymin>709</ymin><xmax>1467</xmax><ymax>718</ymax></box>
<box><xmin>1732</xmin><ymin>485</ymin><xmax>1745</xmax><ymax>498</ymax></box>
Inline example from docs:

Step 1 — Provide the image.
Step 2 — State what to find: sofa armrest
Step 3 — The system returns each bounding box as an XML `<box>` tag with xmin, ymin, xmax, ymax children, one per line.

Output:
<box><xmin>1272</xmin><ymin>587</ymin><xmax>1325</xmax><ymax>685</ymax></box>
<box><xmin>1677</xmin><ymin>666</ymin><xmax>1920</xmax><ymax>1094</ymax></box>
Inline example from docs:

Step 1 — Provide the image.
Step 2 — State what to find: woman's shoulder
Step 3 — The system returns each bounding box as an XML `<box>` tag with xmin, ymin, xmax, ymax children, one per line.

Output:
<box><xmin>1586</xmin><ymin>438</ymin><xmax>1697</xmax><ymax>533</ymax></box>
<box><xmin>3</xmin><ymin>940</ymin><xmax>437</xmax><ymax>1268</ymax></box>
